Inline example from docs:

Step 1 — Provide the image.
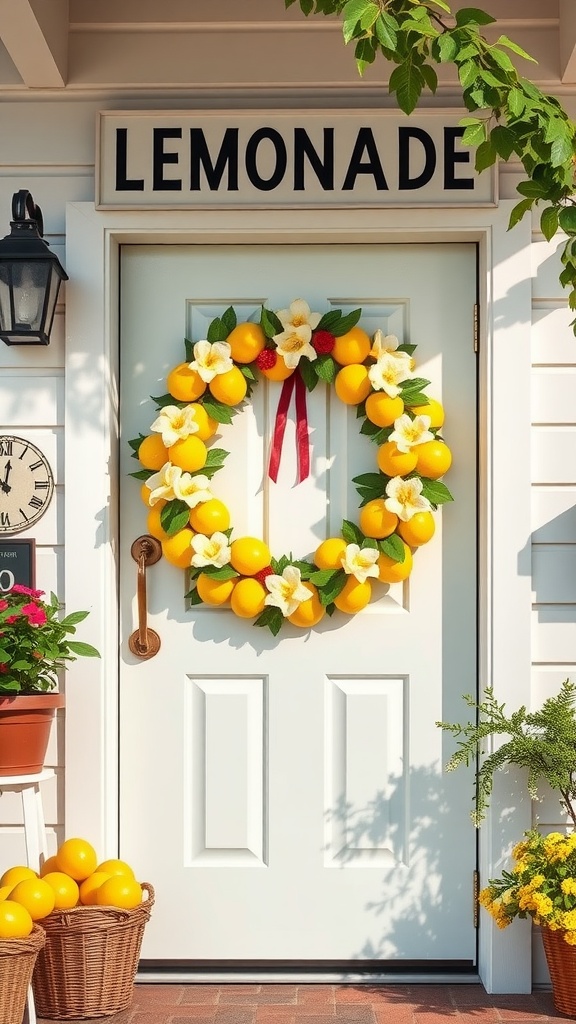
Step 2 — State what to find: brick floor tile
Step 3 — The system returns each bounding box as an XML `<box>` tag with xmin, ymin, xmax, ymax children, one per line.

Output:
<box><xmin>129</xmin><ymin>1013</ymin><xmax>180</xmax><ymax>1024</ymax></box>
<box><xmin>179</xmin><ymin>987</ymin><xmax>221</xmax><ymax>1004</ymax></box>
<box><xmin>335</xmin><ymin>987</ymin><xmax>379</xmax><ymax>1003</ymax></box>
<box><xmin>215</xmin><ymin>1008</ymin><xmax>258</xmax><ymax>1024</ymax></box>
<box><xmin>297</xmin><ymin>990</ymin><xmax>336</xmax><ymax>1006</ymax></box>
<box><xmin>256</xmin><ymin>991</ymin><xmax>299</xmax><ymax>1005</ymax></box>
<box><xmin>172</xmin><ymin>1009</ymin><xmax>221</xmax><ymax>1020</ymax></box>
<box><xmin>222</xmin><ymin>985</ymin><xmax>263</xmax><ymax>995</ymax></box>
<box><xmin>255</xmin><ymin>1011</ymin><xmax>298</xmax><ymax>1024</ymax></box>
<box><xmin>372</xmin><ymin>1009</ymin><xmax>415</xmax><ymax>1024</ymax></box>
<box><xmin>333</xmin><ymin>1006</ymin><xmax>376</xmax><ymax>1022</ymax></box>
<box><xmin>133</xmin><ymin>984</ymin><xmax>185</xmax><ymax>1005</ymax></box>
<box><xmin>449</xmin><ymin>987</ymin><xmax>494</xmax><ymax>1006</ymax></box>
<box><xmin>171</xmin><ymin>1016</ymin><xmax>217</xmax><ymax>1024</ymax></box>
<box><xmin>289</xmin><ymin>1016</ymin><xmax>337</xmax><ymax>1024</ymax></box>
<box><xmin>224</xmin><ymin>993</ymin><xmax>272</xmax><ymax>1004</ymax></box>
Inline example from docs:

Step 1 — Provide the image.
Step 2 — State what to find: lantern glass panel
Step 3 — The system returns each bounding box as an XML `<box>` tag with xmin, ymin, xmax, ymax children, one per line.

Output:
<box><xmin>0</xmin><ymin>264</ymin><xmax>13</xmax><ymax>330</ymax></box>
<box><xmin>12</xmin><ymin>261</ymin><xmax>50</xmax><ymax>332</ymax></box>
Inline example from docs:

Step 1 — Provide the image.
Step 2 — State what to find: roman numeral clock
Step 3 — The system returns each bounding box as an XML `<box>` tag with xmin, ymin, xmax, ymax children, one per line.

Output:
<box><xmin>0</xmin><ymin>436</ymin><xmax>54</xmax><ymax>534</ymax></box>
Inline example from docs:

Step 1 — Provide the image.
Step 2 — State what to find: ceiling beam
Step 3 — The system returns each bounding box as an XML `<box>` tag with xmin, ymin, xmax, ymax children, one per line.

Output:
<box><xmin>560</xmin><ymin>0</ymin><xmax>576</xmax><ymax>83</ymax></box>
<box><xmin>0</xmin><ymin>0</ymin><xmax>67</xmax><ymax>87</ymax></box>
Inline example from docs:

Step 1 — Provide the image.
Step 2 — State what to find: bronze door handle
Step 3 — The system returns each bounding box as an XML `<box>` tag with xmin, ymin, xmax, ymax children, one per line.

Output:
<box><xmin>128</xmin><ymin>535</ymin><xmax>162</xmax><ymax>660</ymax></box>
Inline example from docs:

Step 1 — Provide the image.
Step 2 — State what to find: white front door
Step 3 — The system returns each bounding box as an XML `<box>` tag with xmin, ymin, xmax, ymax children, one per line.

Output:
<box><xmin>118</xmin><ymin>242</ymin><xmax>477</xmax><ymax>966</ymax></box>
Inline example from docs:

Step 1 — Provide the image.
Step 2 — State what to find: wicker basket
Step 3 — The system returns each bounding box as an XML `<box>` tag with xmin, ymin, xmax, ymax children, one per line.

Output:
<box><xmin>0</xmin><ymin>925</ymin><xmax>46</xmax><ymax>1024</ymax></box>
<box><xmin>32</xmin><ymin>882</ymin><xmax>154</xmax><ymax>1020</ymax></box>
<box><xmin>542</xmin><ymin>926</ymin><xmax>576</xmax><ymax>1017</ymax></box>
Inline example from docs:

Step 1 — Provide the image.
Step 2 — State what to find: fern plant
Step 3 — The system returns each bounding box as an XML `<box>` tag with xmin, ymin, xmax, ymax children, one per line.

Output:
<box><xmin>437</xmin><ymin>679</ymin><xmax>576</xmax><ymax>826</ymax></box>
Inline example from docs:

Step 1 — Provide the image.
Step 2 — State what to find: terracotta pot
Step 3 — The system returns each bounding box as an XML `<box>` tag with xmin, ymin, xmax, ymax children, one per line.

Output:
<box><xmin>0</xmin><ymin>693</ymin><xmax>65</xmax><ymax>776</ymax></box>
<box><xmin>542</xmin><ymin>927</ymin><xmax>576</xmax><ymax>1017</ymax></box>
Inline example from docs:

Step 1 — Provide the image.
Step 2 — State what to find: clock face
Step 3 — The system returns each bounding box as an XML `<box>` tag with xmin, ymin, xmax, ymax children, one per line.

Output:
<box><xmin>0</xmin><ymin>435</ymin><xmax>54</xmax><ymax>535</ymax></box>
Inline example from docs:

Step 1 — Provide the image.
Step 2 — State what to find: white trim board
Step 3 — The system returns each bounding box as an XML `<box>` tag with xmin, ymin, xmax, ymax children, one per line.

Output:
<box><xmin>64</xmin><ymin>201</ymin><xmax>533</xmax><ymax>993</ymax></box>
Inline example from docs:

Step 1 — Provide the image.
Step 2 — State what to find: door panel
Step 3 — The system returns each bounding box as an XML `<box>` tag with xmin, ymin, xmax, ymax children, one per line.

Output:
<box><xmin>119</xmin><ymin>243</ymin><xmax>477</xmax><ymax>963</ymax></box>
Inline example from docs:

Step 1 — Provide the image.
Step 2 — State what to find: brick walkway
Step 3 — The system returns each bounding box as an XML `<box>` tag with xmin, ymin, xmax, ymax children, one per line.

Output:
<box><xmin>36</xmin><ymin>983</ymin><xmax>566</xmax><ymax>1024</ymax></box>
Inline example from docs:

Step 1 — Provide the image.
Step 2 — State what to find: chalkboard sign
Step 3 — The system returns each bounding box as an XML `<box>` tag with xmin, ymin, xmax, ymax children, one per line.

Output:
<box><xmin>0</xmin><ymin>539</ymin><xmax>36</xmax><ymax>592</ymax></box>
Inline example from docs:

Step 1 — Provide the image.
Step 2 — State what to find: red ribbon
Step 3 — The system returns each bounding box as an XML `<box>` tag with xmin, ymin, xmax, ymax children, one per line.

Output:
<box><xmin>268</xmin><ymin>369</ymin><xmax>310</xmax><ymax>484</ymax></box>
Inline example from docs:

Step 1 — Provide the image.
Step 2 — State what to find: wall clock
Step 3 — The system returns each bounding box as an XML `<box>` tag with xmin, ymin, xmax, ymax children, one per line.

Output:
<box><xmin>0</xmin><ymin>435</ymin><xmax>55</xmax><ymax>535</ymax></box>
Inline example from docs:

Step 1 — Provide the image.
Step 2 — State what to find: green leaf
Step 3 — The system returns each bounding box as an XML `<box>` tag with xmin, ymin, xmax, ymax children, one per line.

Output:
<box><xmin>559</xmin><ymin>207</ymin><xmax>576</xmax><ymax>234</ymax></box>
<box><xmin>59</xmin><ymin>611</ymin><xmax>89</xmax><ymax>627</ymax></box>
<box><xmin>355</xmin><ymin>36</ymin><xmax>377</xmax><ymax>74</ymax></box>
<box><xmin>516</xmin><ymin>179</ymin><xmax>547</xmax><ymax>199</ymax></box>
<box><xmin>331</xmin><ymin>308</ymin><xmax>362</xmax><ymax>336</ymax></box>
<box><xmin>187</xmin><ymin>587</ymin><xmax>204</xmax><ymax>606</ymax></box>
<box><xmin>299</xmin><ymin>358</ymin><xmax>319</xmax><ymax>392</ymax></box>
<box><xmin>551</xmin><ymin>133</ymin><xmax>575</xmax><ymax>169</ymax></box>
<box><xmin>261</xmin><ymin>307</ymin><xmax>283</xmax><ymax>338</ymax></box>
<box><xmin>292</xmin><ymin>560</ymin><xmax>315</xmax><ymax>580</ymax></box>
<box><xmin>202</xmin><ymin>564</ymin><xmax>240</xmax><ymax>581</ymax></box>
<box><xmin>254</xmin><ymin>606</ymin><xmax>283</xmax><ymax>636</ymax></box>
<box><xmin>455</xmin><ymin>8</ymin><xmax>496</xmax><ymax>26</ymax></box>
<box><xmin>437</xmin><ymin>33</ymin><xmax>459</xmax><ymax>63</ymax></box>
<box><xmin>420</xmin><ymin>479</ymin><xmax>454</xmax><ymax>505</ymax></box>
<box><xmin>496</xmin><ymin>34</ymin><xmax>537</xmax><ymax>63</ymax></box>
<box><xmin>66</xmin><ymin>641</ymin><xmax>101</xmax><ymax>658</ymax></box>
<box><xmin>389</xmin><ymin>60</ymin><xmax>424</xmax><ymax>116</ymax></box>
<box><xmin>352</xmin><ymin>472</ymin><xmax>386</xmax><ymax>488</ymax></box>
<box><xmin>341</xmin><ymin>519</ymin><xmax>364</xmax><ymax>545</ymax></box>
<box><xmin>150</xmin><ymin>394</ymin><xmax>184</xmax><ymax>410</ymax></box>
<box><xmin>241</xmin><ymin>364</ymin><xmax>257</xmax><ymax>381</ymax></box>
<box><xmin>540</xmin><ymin>206</ymin><xmax>559</xmax><ymax>242</ymax></box>
<box><xmin>221</xmin><ymin>306</ymin><xmax>237</xmax><ymax>333</ymax></box>
<box><xmin>204</xmin><ymin>447</ymin><xmax>229</xmax><ymax>468</ymax></box>
<box><xmin>201</xmin><ymin>396</ymin><xmax>235</xmax><ymax>424</ymax></box>
<box><xmin>507</xmin><ymin>88</ymin><xmax>526</xmax><ymax>118</ymax></box>
<box><xmin>309</xmin><ymin>568</ymin><xmax>339</xmax><ymax>586</ymax></box>
<box><xmin>508</xmin><ymin>198</ymin><xmax>534</xmax><ymax>229</ymax></box>
<box><xmin>489</xmin><ymin>47</ymin><xmax>515</xmax><ymax>75</ymax></box>
<box><xmin>420</xmin><ymin>64</ymin><xmax>438</xmax><ymax>95</ymax></box>
<box><xmin>184</xmin><ymin>338</ymin><xmax>194</xmax><ymax>362</ymax></box>
<box><xmin>360</xmin><ymin>417</ymin><xmax>381</xmax><ymax>437</ymax></box>
<box><xmin>318</xmin><ymin>568</ymin><xmax>347</xmax><ymax>606</ymax></box>
<box><xmin>475</xmin><ymin>139</ymin><xmax>497</xmax><ymax>173</ymax></box>
<box><xmin>378</xmin><ymin>533</ymin><xmax>406</xmax><ymax>562</ymax></box>
<box><xmin>375</xmin><ymin>11</ymin><xmax>397</xmax><ymax>49</ymax></box>
<box><xmin>459</xmin><ymin>62</ymin><xmax>480</xmax><ymax>92</ymax></box>
<box><xmin>160</xmin><ymin>500</ymin><xmax>190</xmax><ymax>536</ymax></box>
<box><xmin>342</xmin><ymin>0</ymin><xmax>371</xmax><ymax>43</ymax></box>
<box><xmin>127</xmin><ymin>434</ymin><xmax>146</xmax><ymax>452</ymax></box>
<box><xmin>461</xmin><ymin>121</ymin><xmax>486</xmax><ymax>147</ymax></box>
<box><xmin>490</xmin><ymin>125</ymin><xmax>516</xmax><ymax>161</ymax></box>
<box><xmin>315</xmin><ymin>354</ymin><xmax>338</xmax><ymax>383</ymax></box>
<box><xmin>129</xmin><ymin>469</ymin><xmax>154</xmax><ymax>481</ymax></box>
<box><xmin>207</xmin><ymin>317</ymin><xmax>229</xmax><ymax>343</ymax></box>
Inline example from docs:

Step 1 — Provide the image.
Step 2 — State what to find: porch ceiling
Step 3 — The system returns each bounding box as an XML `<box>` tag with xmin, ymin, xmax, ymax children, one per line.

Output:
<box><xmin>0</xmin><ymin>0</ymin><xmax>568</xmax><ymax>92</ymax></box>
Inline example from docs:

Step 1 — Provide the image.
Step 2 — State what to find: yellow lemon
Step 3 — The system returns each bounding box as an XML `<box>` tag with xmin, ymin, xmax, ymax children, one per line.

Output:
<box><xmin>288</xmin><ymin>584</ymin><xmax>325</xmax><ymax>628</ymax></box>
<box><xmin>209</xmin><ymin>367</ymin><xmax>247</xmax><ymax>406</ymax></box>
<box><xmin>332</xmin><ymin>326</ymin><xmax>371</xmax><ymax>366</ymax></box>
<box><xmin>378</xmin><ymin>543</ymin><xmax>413</xmax><ymax>583</ymax></box>
<box><xmin>227</xmin><ymin>322</ymin><xmax>266</xmax><ymax>363</ymax></box>
<box><xmin>187</xmin><ymin>403</ymin><xmax>218</xmax><ymax>440</ymax></box>
<box><xmin>0</xmin><ymin>900</ymin><xmax>33</xmax><ymax>938</ymax></box>
<box><xmin>314</xmin><ymin>537</ymin><xmax>347</xmax><ymax>570</ymax></box>
<box><xmin>411</xmin><ymin>398</ymin><xmax>444</xmax><ymax>429</ymax></box>
<box><xmin>0</xmin><ymin>866</ymin><xmax>37</xmax><ymax>888</ymax></box>
<box><xmin>56</xmin><ymin>838</ymin><xmax>98</xmax><ymax>882</ymax></box>
<box><xmin>334</xmin><ymin>364</ymin><xmax>372</xmax><ymax>405</ymax></box>
<box><xmin>377</xmin><ymin>442</ymin><xmax>418</xmax><ymax>477</ymax></box>
<box><xmin>334</xmin><ymin>577</ymin><xmax>372</xmax><ymax>614</ymax></box>
<box><xmin>9</xmin><ymin>877</ymin><xmax>55</xmax><ymax>921</ymax></box>
<box><xmin>167</xmin><ymin>362</ymin><xmax>206</xmax><ymax>402</ymax></box>
<box><xmin>230</xmin><ymin>537</ymin><xmax>271</xmax><ymax>576</ymax></box>
<box><xmin>365</xmin><ymin>392</ymin><xmax>404</xmax><ymax>428</ymax></box>
<box><xmin>189</xmin><ymin>499</ymin><xmax>231</xmax><ymax>534</ymax></box>
<box><xmin>398</xmin><ymin>512</ymin><xmax>436</xmax><ymax>546</ymax></box>
<box><xmin>137</xmin><ymin>435</ymin><xmax>169</xmax><ymax>471</ymax></box>
<box><xmin>415</xmin><ymin>440</ymin><xmax>452</xmax><ymax>480</ymax></box>
<box><xmin>169</xmin><ymin>435</ymin><xmax>208</xmax><ymax>472</ymax></box>
<box><xmin>96</xmin><ymin>876</ymin><xmax>142</xmax><ymax>911</ymax></box>
<box><xmin>41</xmin><ymin>872</ymin><xmax>80</xmax><ymax>910</ymax></box>
<box><xmin>161</xmin><ymin>529</ymin><xmax>194</xmax><ymax>568</ymax></box>
<box><xmin>196</xmin><ymin>573</ymin><xmax>236</xmax><ymax>606</ymax></box>
<box><xmin>95</xmin><ymin>859</ymin><xmax>135</xmax><ymax>879</ymax></box>
<box><xmin>359</xmin><ymin>499</ymin><xmax>398</xmax><ymax>539</ymax></box>
<box><xmin>0</xmin><ymin>885</ymin><xmax>13</xmax><ymax>901</ymax></box>
<box><xmin>147</xmin><ymin>506</ymin><xmax>169</xmax><ymax>541</ymax></box>
<box><xmin>230</xmin><ymin>578</ymin><xmax>267</xmax><ymax>618</ymax></box>
<box><xmin>260</xmin><ymin>359</ymin><xmax>295</xmax><ymax>382</ymax></box>
<box><xmin>39</xmin><ymin>856</ymin><xmax>59</xmax><ymax>877</ymax></box>
<box><xmin>79</xmin><ymin>872</ymin><xmax>112</xmax><ymax>906</ymax></box>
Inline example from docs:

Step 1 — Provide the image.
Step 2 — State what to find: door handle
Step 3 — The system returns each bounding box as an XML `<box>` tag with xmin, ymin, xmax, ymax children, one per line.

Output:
<box><xmin>128</xmin><ymin>535</ymin><xmax>162</xmax><ymax>660</ymax></box>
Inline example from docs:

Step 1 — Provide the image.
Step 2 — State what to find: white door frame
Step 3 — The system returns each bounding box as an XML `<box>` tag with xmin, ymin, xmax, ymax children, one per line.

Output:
<box><xmin>64</xmin><ymin>201</ymin><xmax>533</xmax><ymax>992</ymax></box>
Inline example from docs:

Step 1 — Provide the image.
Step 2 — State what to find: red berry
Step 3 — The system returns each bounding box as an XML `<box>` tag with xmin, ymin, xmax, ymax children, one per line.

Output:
<box><xmin>256</xmin><ymin>349</ymin><xmax>278</xmax><ymax>370</ymax></box>
<box><xmin>254</xmin><ymin>566</ymin><xmax>274</xmax><ymax>585</ymax></box>
<box><xmin>312</xmin><ymin>330</ymin><xmax>335</xmax><ymax>355</ymax></box>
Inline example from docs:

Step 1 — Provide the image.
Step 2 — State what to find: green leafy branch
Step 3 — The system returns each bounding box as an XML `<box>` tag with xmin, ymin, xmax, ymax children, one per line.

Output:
<box><xmin>284</xmin><ymin>0</ymin><xmax>576</xmax><ymax>329</ymax></box>
<box><xmin>437</xmin><ymin>679</ymin><xmax>576</xmax><ymax>826</ymax></box>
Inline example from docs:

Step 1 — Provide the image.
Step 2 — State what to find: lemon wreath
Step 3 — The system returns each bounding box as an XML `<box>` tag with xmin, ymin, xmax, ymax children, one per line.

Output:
<box><xmin>129</xmin><ymin>299</ymin><xmax>453</xmax><ymax>636</ymax></box>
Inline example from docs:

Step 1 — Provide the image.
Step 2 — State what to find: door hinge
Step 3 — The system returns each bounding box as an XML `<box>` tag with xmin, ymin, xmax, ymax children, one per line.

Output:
<box><xmin>473</xmin><ymin>869</ymin><xmax>480</xmax><ymax>928</ymax></box>
<box><xmin>473</xmin><ymin>304</ymin><xmax>479</xmax><ymax>353</ymax></box>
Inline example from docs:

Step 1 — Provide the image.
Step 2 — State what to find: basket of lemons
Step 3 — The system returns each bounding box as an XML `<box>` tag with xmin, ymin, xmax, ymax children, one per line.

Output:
<box><xmin>0</xmin><ymin>838</ymin><xmax>154</xmax><ymax>1020</ymax></box>
<box><xmin>0</xmin><ymin>889</ymin><xmax>45</xmax><ymax>1024</ymax></box>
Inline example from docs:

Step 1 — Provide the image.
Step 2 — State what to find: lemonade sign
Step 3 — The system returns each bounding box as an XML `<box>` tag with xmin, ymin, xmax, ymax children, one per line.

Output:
<box><xmin>129</xmin><ymin>299</ymin><xmax>453</xmax><ymax>635</ymax></box>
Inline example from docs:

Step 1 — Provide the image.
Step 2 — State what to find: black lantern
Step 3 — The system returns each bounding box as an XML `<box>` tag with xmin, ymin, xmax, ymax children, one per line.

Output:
<box><xmin>0</xmin><ymin>190</ymin><xmax>68</xmax><ymax>345</ymax></box>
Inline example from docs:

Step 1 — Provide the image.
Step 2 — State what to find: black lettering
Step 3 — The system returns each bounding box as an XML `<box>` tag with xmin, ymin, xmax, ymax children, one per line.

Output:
<box><xmin>18</xmin><ymin>446</ymin><xmax>28</xmax><ymax>460</ymax></box>
<box><xmin>115</xmin><ymin>128</ymin><xmax>144</xmax><ymax>192</ymax></box>
<box><xmin>190</xmin><ymin>128</ymin><xmax>239</xmax><ymax>191</ymax></box>
<box><xmin>29</xmin><ymin>460</ymin><xmax>43</xmax><ymax>471</ymax></box>
<box><xmin>19</xmin><ymin>508</ymin><xmax>28</xmax><ymax>520</ymax></box>
<box><xmin>0</xmin><ymin>441</ymin><xmax>12</xmax><ymax>456</ymax></box>
<box><xmin>0</xmin><ymin>513</ymin><xmax>10</xmax><ymax>527</ymax></box>
<box><xmin>35</xmin><ymin>480</ymin><xmax>49</xmax><ymax>490</ymax></box>
<box><xmin>398</xmin><ymin>127</ymin><xmax>437</xmax><ymax>190</ymax></box>
<box><xmin>245</xmin><ymin>128</ymin><xmax>287</xmax><ymax>192</ymax></box>
<box><xmin>29</xmin><ymin>496</ymin><xmax>43</xmax><ymax>510</ymax></box>
<box><xmin>342</xmin><ymin>128</ymin><xmax>388</xmax><ymax>191</ymax></box>
<box><xmin>153</xmin><ymin>128</ymin><xmax>182</xmax><ymax>191</ymax></box>
<box><xmin>444</xmin><ymin>127</ymin><xmax>474</xmax><ymax>190</ymax></box>
<box><xmin>294</xmin><ymin>128</ymin><xmax>334</xmax><ymax>191</ymax></box>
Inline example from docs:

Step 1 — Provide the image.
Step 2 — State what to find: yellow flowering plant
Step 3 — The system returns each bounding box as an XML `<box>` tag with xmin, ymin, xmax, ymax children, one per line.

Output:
<box><xmin>480</xmin><ymin>831</ymin><xmax>576</xmax><ymax>944</ymax></box>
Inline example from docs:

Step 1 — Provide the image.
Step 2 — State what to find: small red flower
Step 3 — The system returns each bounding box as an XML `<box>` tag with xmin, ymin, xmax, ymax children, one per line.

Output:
<box><xmin>254</xmin><ymin>566</ymin><xmax>274</xmax><ymax>586</ymax></box>
<box><xmin>0</xmin><ymin>600</ymin><xmax>7</xmax><ymax>612</ymax></box>
<box><xmin>312</xmin><ymin>330</ymin><xmax>335</xmax><ymax>355</ymax></box>
<box><xmin>5</xmin><ymin>615</ymin><xmax>19</xmax><ymax>624</ymax></box>
<box><xmin>256</xmin><ymin>349</ymin><xmax>277</xmax><ymax>370</ymax></box>
<box><xmin>11</xmin><ymin>584</ymin><xmax>44</xmax><ymax>597</ymax></box>
<box><xmin>22</xmin><ymin>603</ymin><xmax>48</xmax><ymax>626</ymax></box>
<box><xmin>0</xmin><ymin>664</ymin><xmax>7</xmax><ymax>674</ymax></box>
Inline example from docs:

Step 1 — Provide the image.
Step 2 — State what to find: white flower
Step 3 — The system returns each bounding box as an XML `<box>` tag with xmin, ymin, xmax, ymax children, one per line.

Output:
<box><xmin>150</xmin><ymin>405</ymin><xmax>199</xmax><ymax>448</ymax></box>
<box><xmin>368</xmin><ymin>352</ymin><xmax>412</xmax><ymax>398</ymax></box>
<box><xmin>190</xmin><ymin>340</ymin><xmax>233</xmax><ymax>383</ymax></box>
<box><xmin>264</xmin><ymin>565</ymin><xmax>312</xmax><ymax>617</ymax></box>
<box><xmin>276</xmin><ymin>299</ymin><xmax>321</xmax><ymax>333</ymax></box>
<box><xmin>273</xmin><ymin>326</ymin><xmax>317</xmax><ymax>368</ymax></box>
<box><xmin>341</xmin><ymin>544</ymin><xmax>380</xmax><ymax>584</ymax></box>
<box><xmin>371</xmin><ymin>330</ymin><xmax>401</xmax><ymax>359</ymax></box>
<box><xmin>173</xmin><ymin>473</ymin><xmax>213</xmax><ymax>508</ymax></box>
<box><xmin>384</xmin><ymin>477</ymin><xmax>433</xmax><ymax>522</ymax></box>
<box><xmin>146</xmin><ymin>463</ymin><xmax>183</xmax><ymax>505</ymax></box>
<box><xmin>190</xmin><ymin>532</ymin><xmax>232</xmax><ymax>569</ymax></box>
<box><xmin>388</xmin><ymin>414</ymin><xmax>433</xmax><ymax>453</ymax></box>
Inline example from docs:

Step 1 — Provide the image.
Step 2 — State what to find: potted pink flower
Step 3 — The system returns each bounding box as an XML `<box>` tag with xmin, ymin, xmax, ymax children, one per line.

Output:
<box><xmin>0</xmin><ymin>585</ymin><xmax>99</xmax><ymax>775</ymax></box>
